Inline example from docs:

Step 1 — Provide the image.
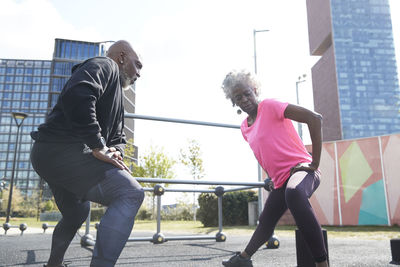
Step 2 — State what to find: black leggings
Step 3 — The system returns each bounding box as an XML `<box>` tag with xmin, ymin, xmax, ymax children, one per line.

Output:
<box><xmin>244</xmin><ymin>170</ymin><xmax>327</xmax><ymax>262</ymax></box>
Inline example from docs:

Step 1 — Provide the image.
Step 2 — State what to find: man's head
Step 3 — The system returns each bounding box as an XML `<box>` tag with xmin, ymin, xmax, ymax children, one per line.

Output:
<box><xmin>107</xmin><ymin>40</ymin><xmax>142</xmax><ymax>90</ymax></box>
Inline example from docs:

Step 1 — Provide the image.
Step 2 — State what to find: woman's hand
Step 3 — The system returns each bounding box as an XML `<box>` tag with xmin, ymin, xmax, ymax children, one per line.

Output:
<box><xmin>92</xmin><ymin>146</ymin><xmax>131</xmax><ymax>173</ymax></box>
<box><xmin>290</xmin><ymin>162</ymin><xmax>318</xmax><ymax>176</ymax></box>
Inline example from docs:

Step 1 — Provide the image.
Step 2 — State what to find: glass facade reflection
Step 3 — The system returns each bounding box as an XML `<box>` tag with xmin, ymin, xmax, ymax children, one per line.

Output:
<box><xmin>50</xmin><ymin>39</ymin><xmax>106</xmax><ymax>108</ymax></box>
<box><xmin>0</xmin><ymin>39</ymin><xmax>134</xmax><ymax>197</ymax></box>
<box><xmin>331</xmin><ymin>0</ymin><xmax>400</xmax><ymax>139</ymax></box>
<box><xmin>0</xmin><ymin>59</ymin><xmax>50</xmax><ymax>195</ymax></box>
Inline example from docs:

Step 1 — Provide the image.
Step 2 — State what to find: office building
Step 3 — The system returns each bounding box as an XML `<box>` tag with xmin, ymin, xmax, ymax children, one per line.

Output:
<box><xmin>306</xmin><ymin>0</ymin><xmax>400</xmax><ymax>141</ymax></box>
<box><xmin>0</xmin><ymin>39</ymin><xmax>137</xmax><ymax>196</ymax></box>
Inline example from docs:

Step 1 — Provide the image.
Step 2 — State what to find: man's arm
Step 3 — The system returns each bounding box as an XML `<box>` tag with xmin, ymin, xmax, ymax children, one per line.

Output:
<box><xmin>108</xmin><ymin>121</ymin><xmax>127</xmax><ymax>158</ymax></box>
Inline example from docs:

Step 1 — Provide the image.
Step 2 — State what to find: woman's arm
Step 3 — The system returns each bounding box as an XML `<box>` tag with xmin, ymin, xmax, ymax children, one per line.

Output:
<box><xmin>284</xmin><ymin>104</ymin><xmax>323</xmax><ymax>172</ymax></box>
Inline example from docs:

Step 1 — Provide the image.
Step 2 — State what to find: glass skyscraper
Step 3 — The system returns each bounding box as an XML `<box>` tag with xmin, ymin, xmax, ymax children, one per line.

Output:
<box><xmin>0</xmin><ymin>59</ymin><xmax>51</xmax><ymax>195</ymax></box>
<box><xmin>0</xmin><ymin>39</ymin><xmax>137</xmax><ymax>196</ymax></box>
<box><xmin>306</xmin><ymin>0</ymin><xmax>399</xmax><ymax>141</ymax></box>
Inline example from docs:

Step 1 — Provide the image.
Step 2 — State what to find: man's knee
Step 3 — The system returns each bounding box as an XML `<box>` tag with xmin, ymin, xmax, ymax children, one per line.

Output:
<box><xmin>118</xmin><ymin>188</ymin><xmax>145</xmax><ymax>217</ymax></box>
<box><xmin>61</xmin><ymin>204</ymin><xmax>90</xmax><ymax>229</ymax></box>
<box><xmin>130</xmin><ymin>188</ymin><xmax>145</xmax><ymax>206</ymax></box>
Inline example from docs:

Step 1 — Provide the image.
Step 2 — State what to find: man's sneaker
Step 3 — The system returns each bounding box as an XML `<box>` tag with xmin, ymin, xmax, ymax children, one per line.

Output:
<box><xmin>43</xmin><ymin>261</ymin><xmax>71</xmax><ymax>267</ymax></box>
<box><xmin>222</xmin><ymin>252</ymin><xmax>253</xmax><ymax>267</ymax></box>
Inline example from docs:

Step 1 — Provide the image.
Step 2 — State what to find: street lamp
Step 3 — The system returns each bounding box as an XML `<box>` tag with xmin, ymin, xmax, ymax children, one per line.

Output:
<box><xmin>5</xmin><ymin>112</ymin><xmax>28</xmax><ymax>223</ymax></box>
<box><xmin>253</xmin><ymin>29</ymin><xmax>269</xmax><ymax>74</ymax></box>
<box><xmin>253</xmin><ymin>29</ymin><xmax>269</xmax><ymax>218</ymax></box>
<box><xmin>296</xmin><ymin>74</ymin><xmax>307</xmax><ymax>140</ymax></box>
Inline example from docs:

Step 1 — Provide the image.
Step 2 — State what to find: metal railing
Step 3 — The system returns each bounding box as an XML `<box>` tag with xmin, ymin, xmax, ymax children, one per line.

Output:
<box><xmin>81</xmin><ymin>178</ymin><xmax>269</xmax><ymax>246</ymax></box>
<box><xmin>80</xmin><ymin>113</ymin><xmax>266</xmax><ymax>246</ymax></box>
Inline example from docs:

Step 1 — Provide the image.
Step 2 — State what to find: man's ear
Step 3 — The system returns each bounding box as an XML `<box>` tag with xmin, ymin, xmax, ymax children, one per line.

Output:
<box><xmin>118</xmin><ymin>52</ymin><xmax>125</xmax><ymax>64</ymax></box>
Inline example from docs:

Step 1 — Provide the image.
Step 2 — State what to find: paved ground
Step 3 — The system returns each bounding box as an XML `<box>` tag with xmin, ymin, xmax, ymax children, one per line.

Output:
<box><xmin>0</xmin><ymin>228</ymin><xmax>396</xmax><ymax>267</ymax></box>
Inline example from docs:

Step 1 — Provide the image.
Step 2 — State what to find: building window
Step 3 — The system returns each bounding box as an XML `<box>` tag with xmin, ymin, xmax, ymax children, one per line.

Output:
<box><xmin>42</xmin><ymin>69</ymin><xmax>51</xmax><ymax>75</ymax></box>
<box><xmin>6</xmin><ymin>68</ymin><xmax>15</xmax><ymax>75</ymax></box>
<box><xmin>33</xmin><ymin>77</ymin><xmax>41</xmax><ymax>84</ymax></box>
<box><xmin>5</xmin><ymin>76</ymin><xmax>14</xmax><ymax>83</ymax></box>
<box><xmin>24</xmin><ymin>76</ymin><xmax>32</xmax><ymax>83</ymax></box>
<box><xmin>14</xmin><ymin>76</ymin><xmax>23</xmax><ymax>83</ymax></box>
<box><xmin>25</xmin><ymin>68</ymin><xmax>33</xmax><ymax>75</ymax></box>
<box><xmin>31</xmin><ymin>93</ymin><xmax>39</xmax><ymax>100</ymax></box>
<box><xmin>30</xmin><ymin>102</ymin><xmax>38</xmax><ymax>109</ymax></box>
<box><xmin>39</xmin><ymin>102</ymin><xmax>47</xmax><ymax>109</ymax></box>
<box><xmin>41</xmin><ymin>77</ymin><xmax>50</xmax><ymax>84</ymax></box>
<box><xmin>13</xmin><ymin>92</ymin><xmax>21</xmax><ymax>100</ymax></box>
<box><xmin>12</xmin><ymin>101</ymin><xmax>20</xmax><ymax>108</ymax></box>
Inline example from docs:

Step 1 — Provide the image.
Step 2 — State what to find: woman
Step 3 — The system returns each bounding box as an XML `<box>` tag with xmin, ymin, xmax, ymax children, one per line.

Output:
<box><xmin>221</xmin><ymin>71</ymin><xmax>328</xmax><ymax>267</ymax></box>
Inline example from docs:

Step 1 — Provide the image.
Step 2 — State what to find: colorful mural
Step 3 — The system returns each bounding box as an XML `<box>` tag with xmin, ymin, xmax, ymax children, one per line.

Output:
<box><xmin>300</xmin><ymin>134</ymin><xmax>400</xmax><ymax>226</ymax></box>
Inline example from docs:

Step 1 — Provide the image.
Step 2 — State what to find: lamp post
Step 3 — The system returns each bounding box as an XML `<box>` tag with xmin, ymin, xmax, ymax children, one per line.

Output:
<box><xmin>253</xmin><ymin>29</ymin><xmax>269</xmax><ymax>75</ymax></box>
<box><xmin>5</xmin><ymin>112</ymin><xmax>28</xmax><ymax>223</ymax></box>
<box><xmin>253</xmin><ymin>29</ymin><xmax>269</xmax><ymax>217</ymax></box>
<box><xmin>296</xmin><ymin>74</ymin><xmax>307</xmax><ymax>140</ymax></box>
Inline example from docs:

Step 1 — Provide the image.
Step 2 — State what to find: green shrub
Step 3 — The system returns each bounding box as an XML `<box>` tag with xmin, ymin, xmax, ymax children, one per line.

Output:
<box><xmin>136</xmin><ymin>207</ymin><xmax>152</xmax><ymax>220</ymax></box>
<box><xmin>161</xmin><ymin>204</ymin><xmax>194</xmax><ymax>221</ymax></box>
<box><xmin>197</xmin><ymin>190</ymin><xmax>258</xmax><ymax>227</ymax></box>
<box><xmin>90</xmin><ymin>207</ymin><xmax>106</xmax><ymax>221</ymax></box>
<box><xmin>43</xmin><ymin>200</ymin><xmax>54</xmax><ymax>211</ymax></box>
<box><xmin>197</xmin><ymin>193</ymin><xmax>218</xmax><ymax>227</ymax></box>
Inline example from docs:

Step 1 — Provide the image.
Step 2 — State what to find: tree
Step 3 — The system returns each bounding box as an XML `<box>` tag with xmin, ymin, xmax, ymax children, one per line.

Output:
<box><xmin>0</xmin><ymin>185</ymin><xmax>24</xmax><ymax>216</ymax></box>
<box><xmin>123</xmin><ymin>138</ymin><xmax>137</xmax><ymax>171</ymax></box>
<box><xmin>129</xmin><ymin>145</ymin><xmax>176</xmax><ymax>218</ymax></box>
<box><xmin>179</xmin><ymin>139</ymin><xmax>205</xmax><ymax>221</ymax></box>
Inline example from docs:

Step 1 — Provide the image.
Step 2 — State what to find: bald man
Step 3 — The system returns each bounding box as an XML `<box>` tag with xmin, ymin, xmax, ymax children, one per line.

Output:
<box><xmin>30</xmin><ymin>40</ymin><xmax>144</xmax><ymax>267</ymax></box>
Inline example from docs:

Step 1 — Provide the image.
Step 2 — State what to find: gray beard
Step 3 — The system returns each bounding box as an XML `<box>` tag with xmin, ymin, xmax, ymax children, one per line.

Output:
<box><xmin>120</xmin><ymin>71</ymin><xmax>131</xmax><ymax>90</ymax></box>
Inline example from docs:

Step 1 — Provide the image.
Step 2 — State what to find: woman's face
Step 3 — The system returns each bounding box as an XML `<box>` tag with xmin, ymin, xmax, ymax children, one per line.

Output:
<box><xmin>231</xmin><ymin>85</ymin><xmax>258</xmax><ymax>114</ymax></box>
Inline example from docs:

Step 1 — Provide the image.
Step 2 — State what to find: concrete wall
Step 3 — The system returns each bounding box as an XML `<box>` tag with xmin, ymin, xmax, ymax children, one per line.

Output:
<box><xmin>306</xmin><ymin>0</ymin><xmax>333</xmax><ymax>55</ymax></box>
<box><xmin>307</xmin><ymin>133</ymin><xmax>400</xmax><ymax>226</ymax></box>
<box><xmin>312</xmin><ymin>45</ymin><xmax>342</xmax><ymax>141</ymax></box>
<box><xmin>261</xmin><ymin>133</ymin><xmax>400</xmax><ymax>226</ymax></box>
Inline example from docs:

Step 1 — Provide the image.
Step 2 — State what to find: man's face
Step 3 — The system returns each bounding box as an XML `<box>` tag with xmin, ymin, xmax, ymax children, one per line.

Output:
<box><xmin>120</xmin><ymin>52</ymin><xmax>142</xmax><ymax>90</ymax></box>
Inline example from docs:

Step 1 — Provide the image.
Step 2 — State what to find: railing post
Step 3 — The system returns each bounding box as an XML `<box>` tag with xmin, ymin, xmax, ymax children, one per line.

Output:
<box><xmin>85</xmin><ymin>203</ymin><xmax>91</xmax><ymax>235</ymax></box>
<box><xmin>152</xmin><ymin>184</ymin><xmax>166</xmax><ymax>244</ymax></box>
<box><xmin>156</xmin><ymin>195</ymin><xmax>161</xmax><ymax>234</ymax></box>
<box><xmin>217</xmin><ymin>196</ymin><xmax>223</xmax><ymax>233</ymax></box>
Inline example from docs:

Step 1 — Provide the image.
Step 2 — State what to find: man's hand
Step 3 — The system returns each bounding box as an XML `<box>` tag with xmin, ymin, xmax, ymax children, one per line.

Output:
<box><xmin>289</xmin><ymin>162</ymin><xmax>318</xmax><ymax>177</ymax></box>
<box><xmin>92</xmin><ymin>146</ymin><xmax>131</xmax><ymax>173</ymax></box>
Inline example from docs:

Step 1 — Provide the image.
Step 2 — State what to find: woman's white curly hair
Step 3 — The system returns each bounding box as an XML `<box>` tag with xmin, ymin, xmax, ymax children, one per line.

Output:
<box><xmin>221</xmin><ymin>70</ymin><xmax>261</xmax><ymax>105</ymax></box>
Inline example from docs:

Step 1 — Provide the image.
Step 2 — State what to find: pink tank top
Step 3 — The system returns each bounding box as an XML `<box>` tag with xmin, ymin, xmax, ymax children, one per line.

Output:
<box><xmin>241</xmin><ymin>99</ymin><xmax>312</xmax><ymax>188</ymax></box>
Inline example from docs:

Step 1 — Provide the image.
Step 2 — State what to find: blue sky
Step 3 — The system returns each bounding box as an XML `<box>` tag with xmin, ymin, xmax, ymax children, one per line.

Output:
<box><xmin>1</xmin><ymin>0</ymin><xmax>399</xmax><ymax>202</ymax></box>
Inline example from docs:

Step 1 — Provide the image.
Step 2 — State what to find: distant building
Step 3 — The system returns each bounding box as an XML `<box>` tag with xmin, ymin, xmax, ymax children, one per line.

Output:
<box><xmin>0</xmin><ymin>38</ymin><xmax>137</xmax><ymax>196</ymax></box>
<box><xmin>306</xmin><ymin>0</ymin><xmax>400</xmax><ymax>141</ymax></box>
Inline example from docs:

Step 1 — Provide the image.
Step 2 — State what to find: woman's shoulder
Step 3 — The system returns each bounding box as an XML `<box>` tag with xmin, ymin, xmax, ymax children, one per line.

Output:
<box><xmin>259</xmin><ymin>98</ymin><xmax>279</xmax><ymax>108</ymax></box>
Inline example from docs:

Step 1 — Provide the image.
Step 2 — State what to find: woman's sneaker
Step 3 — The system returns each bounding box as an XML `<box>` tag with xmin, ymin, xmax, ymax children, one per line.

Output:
<box><xmin>222</xmin><ymin>252</ymin><xmax>253</xmax><ymax>267</ymax></box>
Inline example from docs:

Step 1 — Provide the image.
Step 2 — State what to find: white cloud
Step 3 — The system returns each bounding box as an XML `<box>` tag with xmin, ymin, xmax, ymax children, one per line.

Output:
<box><xmin>0</xmin><ymin>0</ymin><xmax>102</xmax><ymax>60</ymax></box>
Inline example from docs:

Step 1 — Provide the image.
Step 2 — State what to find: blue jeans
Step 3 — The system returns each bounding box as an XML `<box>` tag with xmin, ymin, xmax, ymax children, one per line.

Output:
<box><xmin>48</xmin><ymin>168</ymin><xmax>144</xmax><ymax>267</ymax></box>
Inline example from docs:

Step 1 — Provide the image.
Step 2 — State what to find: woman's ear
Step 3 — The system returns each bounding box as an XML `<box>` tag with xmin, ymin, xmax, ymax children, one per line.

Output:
<box><xmin>253</xmin><ymin>87</ymin><xmax>259</xmax><ymax>97</ymax></box>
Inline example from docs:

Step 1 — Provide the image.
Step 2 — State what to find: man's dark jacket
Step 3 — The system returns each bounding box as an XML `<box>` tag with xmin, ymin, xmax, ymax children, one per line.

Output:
<box><xmin>31</xmin><ymin>57</ymin><xmax>126</xmax><ymax>155</ymax></box>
